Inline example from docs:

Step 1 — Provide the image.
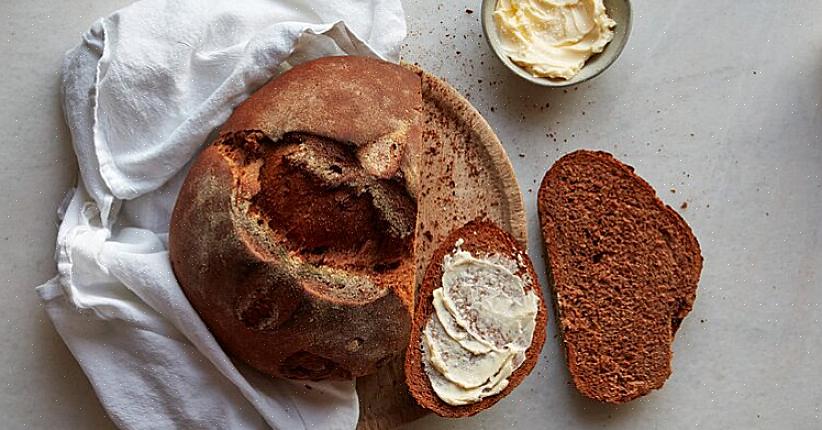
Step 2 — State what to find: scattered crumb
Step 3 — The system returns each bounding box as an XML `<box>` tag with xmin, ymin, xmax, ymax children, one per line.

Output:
<box><xmin>680</xmin><ymin>201</ymin><xmax>688</xmax><ymax>209</ymax></box>
<box><xmin>700</xmin><ymin>319</ymin><xmax>705</xmax><ymax>323</ymax></box>
<box><xmin>465</xmin><ymin>8</ymin><xmax>474</xmax><ymax>14</ymax></box>
<box><xmin>518</xmin><ymin>153</ymin><xmax>526</xmax><ymax>158</ymax></box>
<box><xmin>670</xmin><ymin>188</ymin><xmax>677</xmax><ymax>193</ymax></box>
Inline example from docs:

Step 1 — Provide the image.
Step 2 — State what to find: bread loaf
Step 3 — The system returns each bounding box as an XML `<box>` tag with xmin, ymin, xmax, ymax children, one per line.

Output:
<box><xmin>169</xmin><ymin>56</ymin><xmax>422</xmax><ymax>380</ymax></box>
<box><xmin>405</xmin><ymin>220</ymin><xmax>547</xmax><ymax>417</ymax></box>
<box><xmin>538</xmin><ymin>150</ymin><xmax>702</xmax><ymax>403</ymax></box>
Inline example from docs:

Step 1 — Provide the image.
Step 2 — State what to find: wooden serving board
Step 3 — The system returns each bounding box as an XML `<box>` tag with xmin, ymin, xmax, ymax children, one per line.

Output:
<box><xmin>356</xmin><ymin>66</ymin><xmax>527</xmax><ymax>429</ymax></box>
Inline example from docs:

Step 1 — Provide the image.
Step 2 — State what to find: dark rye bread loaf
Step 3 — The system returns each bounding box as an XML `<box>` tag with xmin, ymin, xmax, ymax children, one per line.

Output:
<box><xmin>169</xmin><ymin>56</ymin><xmax>422</xmax><ymax>380</ymax></box>
<box><xmin>538</xmin><ymin>150</ymin><xmax>702</xmax><ymax>403</ymax></box>
<box><xmin>405</xmin><ymin>220</ymin><xmax>547</xmax><ymax>417</ymax></box>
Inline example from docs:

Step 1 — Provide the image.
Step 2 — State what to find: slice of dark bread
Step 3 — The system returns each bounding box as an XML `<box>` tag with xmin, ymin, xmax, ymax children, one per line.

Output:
<box><xmin>404</xmin><ymin>220</ymin><xmax>547</xmax><ymax>417</ymax></box>
<box><xmin>538</xmin><ymin>150</ymin><xmax>702</xmax><ymax>403</ymax></box>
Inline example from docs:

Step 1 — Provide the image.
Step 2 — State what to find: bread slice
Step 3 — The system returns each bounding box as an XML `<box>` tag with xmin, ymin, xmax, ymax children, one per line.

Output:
<box><xmin>404</xmin><ymin>220</ymin><xmax>547</xmax><ymax>417</ymax></box>
<box><xmin>538</xmin><ymin>150</ymin><xmax>703</xmax><ymax>403</ymax></box>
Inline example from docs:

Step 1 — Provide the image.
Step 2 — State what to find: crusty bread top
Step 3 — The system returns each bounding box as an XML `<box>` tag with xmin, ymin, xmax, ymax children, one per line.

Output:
<box><xmin>404</xmin><ymin>220</ymin><xmax>547</xmax><ymax>417</ymax></box>
<box><xmin>538</xmin><ymin>150</ymin><xmax>702</xmax><ymax>403</ymax></box>
<box><xmin>223</xmin><ymin>55</ymin><xmax>422</xmax><ymax>180</ymax></box>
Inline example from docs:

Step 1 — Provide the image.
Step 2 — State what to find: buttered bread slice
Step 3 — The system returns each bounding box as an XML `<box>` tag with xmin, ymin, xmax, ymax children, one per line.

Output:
<box><xmin>405</xmin><ymin>220</ymin><xmax>547</xmax><ymax>417</ymax></box>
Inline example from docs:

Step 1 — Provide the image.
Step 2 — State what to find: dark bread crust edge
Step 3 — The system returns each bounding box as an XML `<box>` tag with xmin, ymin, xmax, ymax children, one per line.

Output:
<box><xmin>537</xmin><ymin>150</ymin><xmax>703</xmax><ymax>403</ymax></box>
<box><xmin>403</xmin><ymin>220</ymin><xmax>548</xmax><ymax>417</ymax></box>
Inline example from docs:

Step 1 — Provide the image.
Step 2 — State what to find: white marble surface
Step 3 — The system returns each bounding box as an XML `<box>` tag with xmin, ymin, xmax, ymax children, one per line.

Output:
<box><xmin>1</xmin><ymin>1</ymin><xmax>820</xmax><ymax>429</ymax></box>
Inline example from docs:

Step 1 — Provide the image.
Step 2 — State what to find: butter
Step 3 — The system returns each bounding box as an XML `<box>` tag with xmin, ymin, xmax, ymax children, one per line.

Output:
<box><xmin>424</xmin><ymin>313</ymin><xmax>512</xmax><ymax>389</ymax></box>
<box><xmin>421</xmin><ymin>242</ymin><xmax>539</xmax><ymax>406</ymax></box>
<box><xmin>432</xmin><ymin>289</ymin><xmax>493</xmax><ymax>354</ymax></box>
<box><xmin>494</xmin><ymin>0</ymin><xmax>616</xmax><ymax>79</ymax></box>
<box><xmin>440</xmin><ymin>248</ymin><xmax>538</xmax><ymax>351</ymax></box>
<box><xmin>421</xmin><ymin>339</ymin><xmax>512</xmax><ymax>406</ymax></box>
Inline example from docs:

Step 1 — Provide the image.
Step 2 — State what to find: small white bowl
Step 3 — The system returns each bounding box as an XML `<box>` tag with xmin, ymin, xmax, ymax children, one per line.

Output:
<box><xmin>481</xmin><ymin>0</ymin><xmax>632</xmax><ymax>87</ymax></box>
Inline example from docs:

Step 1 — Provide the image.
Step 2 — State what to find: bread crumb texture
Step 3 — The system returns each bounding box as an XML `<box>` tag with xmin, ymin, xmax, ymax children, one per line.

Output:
<box><xmin>538</xmin><ymin>150</ymin><xmax>702</xmax><ymax>403</ymax></box>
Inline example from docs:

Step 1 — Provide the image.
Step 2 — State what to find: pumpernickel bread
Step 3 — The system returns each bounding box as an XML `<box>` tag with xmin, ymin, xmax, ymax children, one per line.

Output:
<box><xmin>405</xmin><ymin>220</ymin><xmax>547</xmax><ymax>417</ymax></box>
<box><xmin>169</xmin><ymin>56</ymin><xmax>422</xmax><ymax>380</ymax></box>
<box><xmin>538</xmin><ymin>150</ymin><xmax>702</xmax><ymax>403</ymax></box>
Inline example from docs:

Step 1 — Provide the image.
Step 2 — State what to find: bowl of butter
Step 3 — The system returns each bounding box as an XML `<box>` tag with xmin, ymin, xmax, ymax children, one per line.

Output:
<box><xmin>482</xmin><ymin>0</ymin><xmax>632</xmax><ymax>87</ymax></box>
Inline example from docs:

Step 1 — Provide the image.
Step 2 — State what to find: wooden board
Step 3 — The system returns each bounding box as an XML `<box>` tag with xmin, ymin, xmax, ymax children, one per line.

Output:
<box><xmin>356</xmin><ymin>66</ymin><xmax>527</xmax><ymax>429</ymax></box>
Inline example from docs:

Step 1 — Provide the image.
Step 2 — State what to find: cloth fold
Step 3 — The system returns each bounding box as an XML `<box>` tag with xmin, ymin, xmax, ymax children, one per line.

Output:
<box><xmin>37</xmin><ymin>0</ymin><xmax>407</xmax><ymax>428</ymax></box>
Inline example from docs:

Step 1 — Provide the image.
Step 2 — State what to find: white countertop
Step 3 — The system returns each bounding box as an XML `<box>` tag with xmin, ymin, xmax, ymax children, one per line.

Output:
<box><xmin>2</xmin><ymin>1</ymin><xmax>820</xmax><ymax>428</ymax></box>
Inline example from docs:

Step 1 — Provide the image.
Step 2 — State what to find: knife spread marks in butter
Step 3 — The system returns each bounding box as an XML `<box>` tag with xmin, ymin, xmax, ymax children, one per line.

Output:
<box><xmin>421</xmin><ymin>240</ymin><xmax>539</xmax><ymax>406</ymax></box>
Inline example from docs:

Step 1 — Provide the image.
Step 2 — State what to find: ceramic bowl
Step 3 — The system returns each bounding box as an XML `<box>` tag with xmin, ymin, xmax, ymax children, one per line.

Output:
<box><xmin>481</xmin><ymin>0</ymin><xmax>632</xmax><ymax>87</ymax></box>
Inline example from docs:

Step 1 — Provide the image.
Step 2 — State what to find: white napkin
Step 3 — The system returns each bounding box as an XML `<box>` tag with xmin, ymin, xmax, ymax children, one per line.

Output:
<box><xmin>35</xmin><ymin>0</ymin><xmax>407</xmax><ymax>428</ymax></box>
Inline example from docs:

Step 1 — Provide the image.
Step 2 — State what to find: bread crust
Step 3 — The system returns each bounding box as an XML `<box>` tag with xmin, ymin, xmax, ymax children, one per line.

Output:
<box><xmin>169</xmin><ymin>56</ymin><xmax>421</xmax><ymax>380</ymax></box>
<box><xmin>538</xmin><ymin>150</ymin><xmax>703</xmax><ymax>403</ymax></box>
<box><xmin>223</xmin><ymin>56</ymin><xmax>423</xmax><ymax>181</ymax></box>
<box><xmin>404</xmin><ymin>220</ymin><xmax>548</xmax><ymax>417</ymax></box>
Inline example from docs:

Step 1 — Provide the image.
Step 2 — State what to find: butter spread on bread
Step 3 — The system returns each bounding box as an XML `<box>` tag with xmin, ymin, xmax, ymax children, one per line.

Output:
<box><xmin>406</xmin><ymin>220</ymin><xmax>547</xmax><ymax>417</ymax></box>
<box><xmin>420</xmin><ymin>241</ymin><xmax>539</xmax><ymax>405</ymax></box>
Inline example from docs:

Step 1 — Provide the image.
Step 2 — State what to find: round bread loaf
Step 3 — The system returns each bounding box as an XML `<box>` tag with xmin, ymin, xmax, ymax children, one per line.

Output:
<box><xmin>169</xmin><ymin>56</ymin><xmax>422</xmax><ymax>380</ymax></box>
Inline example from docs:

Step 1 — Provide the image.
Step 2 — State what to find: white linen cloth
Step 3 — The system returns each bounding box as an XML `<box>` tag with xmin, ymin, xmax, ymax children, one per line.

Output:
<box><xmin>35</xmin><ymin>0</ymin><xmax>407</xmax><ymax>428</ymax></box>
